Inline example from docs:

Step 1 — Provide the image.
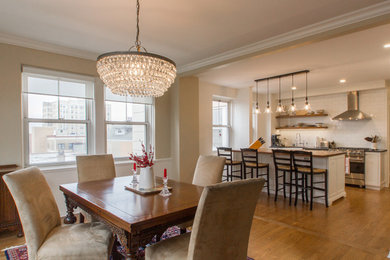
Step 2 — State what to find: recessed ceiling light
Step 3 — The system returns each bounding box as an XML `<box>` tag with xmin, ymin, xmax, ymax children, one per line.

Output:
<box><xmin>291</xmin><ymin>86</ymin><xmax>297</xmax><ymax>90</ymax></box>
<box><xmin>339</xmin><ymin>79</ymin><xmax>346</xmax><ymax>83</ymax></box>
<box><xmin>384</xmin><ymin>43</ymin><xmax>390</xmax><ymax>48</ymax></box>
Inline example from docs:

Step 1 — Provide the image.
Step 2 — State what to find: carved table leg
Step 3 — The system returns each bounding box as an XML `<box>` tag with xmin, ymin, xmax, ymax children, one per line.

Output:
<box><xmin>128</xmin><ymin>232</ymin><xmax>141</xmax><ymax>260</ymax></box>
<box><xmin>63</xmin><ymin>194</ymin><xmax>77</xmax><ymax>224</ymax></box>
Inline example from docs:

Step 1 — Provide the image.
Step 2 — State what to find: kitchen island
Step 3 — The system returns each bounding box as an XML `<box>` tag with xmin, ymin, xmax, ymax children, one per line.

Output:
<box><xmin>234</xmin><ymin>148</ymin><xmax>346</xmax><ymax>205</ymax></box>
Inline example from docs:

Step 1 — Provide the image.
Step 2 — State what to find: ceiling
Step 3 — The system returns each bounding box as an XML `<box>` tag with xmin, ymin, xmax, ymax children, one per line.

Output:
<box><xmin>0</xmin><ymin>0</ymin><xmax>386</xmax><ymax>67</ymax></box>
<box><xmin>197</xmin><ymin>23</ymin><xmax>390</xmax><ymax>93</ymax></box>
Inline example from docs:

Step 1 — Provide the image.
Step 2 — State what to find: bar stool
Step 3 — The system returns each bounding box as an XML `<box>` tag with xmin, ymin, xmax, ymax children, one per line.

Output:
<box><xmin>272</xmin><ymin>149</ymin><xmax>294</xmax><ymax>204</ymax></box>
<box><xmin>217</xmin><ymin>147</ymin><xmax>243</xmax><ymax>181</ymax></box>
<box><xmin>292</xmin><ymin>150</ymin><xmax>328</xmax><ymax>210</ymax></box>
<box><xmin>240</xmin><ymin>148</ymin><xmax>270</xmax><ymax>195</ymax></box>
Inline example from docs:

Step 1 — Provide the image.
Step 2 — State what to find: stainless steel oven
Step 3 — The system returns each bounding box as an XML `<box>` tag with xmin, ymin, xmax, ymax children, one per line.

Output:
<box><xmin>344</xmin><ymin>149</ymin><xmax>365</xmax><ymax>187</ymax></box>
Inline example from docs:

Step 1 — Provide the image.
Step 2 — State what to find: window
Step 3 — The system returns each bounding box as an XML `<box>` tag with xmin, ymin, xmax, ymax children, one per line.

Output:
<box><xmin>105</xmin><ymin>87</ymin><xmax>153</xmax><ymax>158</ymax></box>
<box><xmin>22</xmin><ymin>67</ymin><xmax>94</xmax><ymax>165</ymax></box>
<box><xmin>212</xmin><ymin>100</ymin><xmax>230</xmax><ymax>150</ymax></box>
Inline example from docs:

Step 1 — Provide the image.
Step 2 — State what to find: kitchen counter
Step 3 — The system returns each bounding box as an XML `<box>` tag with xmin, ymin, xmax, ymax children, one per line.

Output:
<box><xmin>256</xmin><ymin>148</ymin><xmax>345</xmax><ymax>157</ymax></box>
<box><xmin>233</xmin><ymin>148</ymin><xmax>346</xmax><ymax>205</ymax></box>
<box><xmin>270</xmin><ymin>146</ymin><xmax>387</xmax><ymax>153</ymax></box>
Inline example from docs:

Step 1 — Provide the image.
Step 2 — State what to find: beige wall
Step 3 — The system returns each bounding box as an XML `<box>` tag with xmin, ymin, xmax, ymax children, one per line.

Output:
<box><xmin>0</xmin><ymin>43</ymin><xmax>171</xmax><ymax>166</ymax></box>
<box><xmin>178</xmin><ymin>76</ymin><xmax>199</xmax><ymax>183</ymax></box>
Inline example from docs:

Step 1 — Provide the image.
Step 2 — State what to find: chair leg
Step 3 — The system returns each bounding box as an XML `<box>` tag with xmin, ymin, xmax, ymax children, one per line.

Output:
<box><xmin>266</xmin><ymin>166</ymin><xmax>270</xmax><ymax>196</ymax></box>
<box><xmin>304</xmin><ymin>175</ymin><xmax>309</xmax><ymax>203</ymax></box>
<box><xmin>283</xmin><ymin>171</ymin><xmax>286</xmax><ymax>198</ymax></box>
<box><xmin>240</xmin><ymin>163</ymin><xmax>243</xmax><ymax>179</ymax></box>
<box><xmin>294</xmin><ymin>172</ymin><xmax>298</xmax><ymax>206</ymax></box>
<box><xmin>301</xmin><ymin>175</ymin><xmax>304</xmax><ymax>203</ymax></box>
<box><xmin>325</xmin><ymin>171</ymin><xmax>329</xmax><ymax>207</ymax></box>
<box><xmin>310</xmin><ymin>174</ymin><xmax>314</xmax><ymax>210</ymax></box>
<box><xmin>274</xmin><ymin>170</ymin><xmax>279</xmax><ymax>202</ymax></box>
<box><xmin>289</xmin><ymin>171</ymin><xmax>293</xmax><ymax>205</ymax></box>
<box><xmin>251</xmin><ymin>168</ymin><xmax>253</xmax><ymax>179</ymax></box>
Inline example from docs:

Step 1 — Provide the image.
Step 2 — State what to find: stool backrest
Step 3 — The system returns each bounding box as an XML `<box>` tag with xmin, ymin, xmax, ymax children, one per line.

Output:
<box><xmin>272</xmin><ymin>149</ymin><xmax>292</xmax><ymax>170</ymax></box>
<box><xmin>240</xmin><ymin>148</ymin><xmax>258</xmax><ymax>167</ymax></box>
<box><xmin>292</xmin><ymin>150</ymin><xmax>313</xmax><ymax>172</ymax></box>
<box><xmin>217</xmin><ymin>147</ymin><xmax>233</xmax><ymax>162</ymax></box>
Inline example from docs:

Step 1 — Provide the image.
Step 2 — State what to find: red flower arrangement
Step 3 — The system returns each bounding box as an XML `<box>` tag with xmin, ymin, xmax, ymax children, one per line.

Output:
<box><xmin>129</xmin><ymin>143</ymin><xmax>154</xmax><ymax>168</ymax></box>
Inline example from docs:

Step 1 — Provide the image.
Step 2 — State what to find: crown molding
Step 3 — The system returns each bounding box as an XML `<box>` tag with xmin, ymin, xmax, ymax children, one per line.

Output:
<box><xmin>1</xmin><ymin>2</ymin><xmax>390</xmax><ymax>70</ymax></box>
<box><xmin>0</xmin><ymin>32</ymin><xmax>98</xmax><ymax>60</ymax></box>
<box><xmin>178</xmin><ymin>1</ymin><xmax>390</xmax><ymax>74</ymax></box>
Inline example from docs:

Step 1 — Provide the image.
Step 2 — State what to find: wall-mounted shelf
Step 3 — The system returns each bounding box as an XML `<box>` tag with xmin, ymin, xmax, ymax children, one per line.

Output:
<box><xmin>275</xmin><ymin>113</ymin><xmax>328</xmax><ymax>119</ymax></box>
<box><xmin>276</xmin><ymin>126</ymin><xmax>328</xmax><ymax>130</ymax></box>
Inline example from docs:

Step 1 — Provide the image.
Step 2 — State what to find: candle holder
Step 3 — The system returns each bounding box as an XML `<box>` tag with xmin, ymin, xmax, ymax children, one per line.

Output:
<box><xmin>159</xmin><ymin>177</ymin><xmax>171</xmax><ymax>197</ymax></box>
<box><xmin>131</xmin><ymin>169</ymin><xmax>139</xmax><ymax>186</ymax></box>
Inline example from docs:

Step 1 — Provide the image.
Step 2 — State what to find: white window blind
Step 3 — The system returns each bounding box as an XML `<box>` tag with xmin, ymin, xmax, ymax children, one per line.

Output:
<box><xmin>22</xmin><ymin>66</ymin><xmax>95</xmax><ymax>165</ymax></box>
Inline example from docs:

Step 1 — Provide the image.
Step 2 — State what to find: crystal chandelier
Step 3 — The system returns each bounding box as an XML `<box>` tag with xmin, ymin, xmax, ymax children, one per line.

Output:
<box><xmin>97</xmin><ymin>0</ymin><xmax>176</xmax><ymax>97</ymax></box>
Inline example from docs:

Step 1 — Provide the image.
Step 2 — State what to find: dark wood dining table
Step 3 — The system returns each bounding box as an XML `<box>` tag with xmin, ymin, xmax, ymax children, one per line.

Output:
<box><xmin>59</xmin><ymin>176</ymin><xmax>203</xmax><ymax>259</ymax></box>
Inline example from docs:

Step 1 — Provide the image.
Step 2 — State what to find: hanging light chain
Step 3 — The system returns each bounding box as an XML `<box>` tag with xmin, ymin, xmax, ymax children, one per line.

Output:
<box><xmin>267</xmin><ymin>79</ymin><xmax>270</xmax><ymax>105</ymax></box>
<box><xmin>134</xmin><ymin>0</ymin><xmax>142</xmax><ymax>51</ymax></box>
<box><xmin>291</xmin><ymin>74</ymin><xmax>294</xmax><ymax>104</ymax></box>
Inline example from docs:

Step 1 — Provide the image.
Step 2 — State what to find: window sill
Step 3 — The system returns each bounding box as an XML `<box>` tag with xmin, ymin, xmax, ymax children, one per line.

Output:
<box><xmin>38</xmin><ymin>157</ymin><xmax>172</xmax><ymax>173</ymax></box>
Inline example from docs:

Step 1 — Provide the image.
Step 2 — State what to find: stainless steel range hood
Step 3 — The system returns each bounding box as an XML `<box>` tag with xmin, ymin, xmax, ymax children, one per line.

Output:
<box><xmin>332</xmin><ymin>91</ymin><xmax>371</xmax><ymax>121</ymax></box>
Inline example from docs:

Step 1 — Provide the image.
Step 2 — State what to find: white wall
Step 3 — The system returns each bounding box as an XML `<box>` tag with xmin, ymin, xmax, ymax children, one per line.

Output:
<box><xmin>198</xmin><ymin>81</ymin><xmax>237</xmax><ymax>155</ymax></box>
<box><xmin>42</xmin><ymin>158</ymin><xmax>172</xmax><ymax>216</ymax></box>
<box><xmin>275</xmin><ymin>88</ymin><xmax>387</xmax><ymax>149</ymax></box>
<box><xmin>232</xmin><ymin>87</ymin><xmax>253</xmax><ymax>149</ymax></box>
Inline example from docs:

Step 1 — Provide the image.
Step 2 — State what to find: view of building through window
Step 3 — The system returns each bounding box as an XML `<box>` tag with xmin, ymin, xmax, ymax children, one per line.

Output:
<box><xmin>23</xmin><ymin>68</ymin><xmax>93</xmax><ymax>165</ymax></box>
<box><xmin>105</xmin><ymin>87</ymin><xmax>152</xmax><ymax>158</ymax></box>
<box><xmin>212</xmin><ymin>100</ymin><xmax>230</xmax><ymax>150</ymax></box>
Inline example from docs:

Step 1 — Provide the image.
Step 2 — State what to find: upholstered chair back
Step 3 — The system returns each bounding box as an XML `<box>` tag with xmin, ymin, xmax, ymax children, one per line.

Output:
<box><xmin>76</xmin><ymin>154</ymin><xmax>116</xmax><ymax>183</ymax></box>
<box><xmin>188</xmin><ymin>178</ymin><xmax>265</xmax><ymax>260</ymax></box>
<box><xmin>3</xmin><ymin>167</ymin><xmax>61</xmax><ymax>260</ymax></box>
<box><xmin>192</xmin><ymin>155</ymin><xmax>226</xmax><ymax>187</ymax></box>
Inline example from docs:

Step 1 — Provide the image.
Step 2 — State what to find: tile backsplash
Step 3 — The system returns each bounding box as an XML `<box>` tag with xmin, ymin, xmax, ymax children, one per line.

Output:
<box><xmin>275</xmin><ymin>88</ymin><xmax>387</xmax><ymax>149</ymax></box>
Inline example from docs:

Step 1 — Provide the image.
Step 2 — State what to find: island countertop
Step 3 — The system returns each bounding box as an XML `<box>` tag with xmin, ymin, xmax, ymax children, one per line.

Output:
<box><xmin>233</xmin><ymin>148</ymin><xmax>345</xmax><ymax>157</ymax></box>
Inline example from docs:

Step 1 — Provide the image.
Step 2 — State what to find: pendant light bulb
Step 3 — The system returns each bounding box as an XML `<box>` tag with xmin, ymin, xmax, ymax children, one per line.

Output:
<box><xmin>265</xmin><ymin>107</ymin><xmax>271</xmax><ymax>113</ymax></box>
<box><xmin>304</xmin><ymin>100</ymin><xmax>311</xmax><ymax>111</ymax></box>
<box><xmin>290</xmin><ymin>103</ymin><xmax>296</xmax><ymax>112</ymax></box>
<box><xmin>255</xmin><ymin>103</ymin><xmax>260</xmax><ymax>114</ymax></box>
<box><xmin>276</xmin><ymin>103</ymin><xmax>283</xmax><ymax>113</ymax></box>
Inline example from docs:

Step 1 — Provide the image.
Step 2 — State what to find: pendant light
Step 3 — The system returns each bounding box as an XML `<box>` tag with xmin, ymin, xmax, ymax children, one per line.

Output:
<box><xmin>97</xmin><ymin>0</ymin><xmax>176</xmax><ymax>97</ymax></box>
<box><xmin>304</xmin><ymin>71</ymin><xmax>311</xmax><ymax>110</ymax></box>
<box><xmin>255</xmin><ymin>81</ymin><xmax>260</xmax><ymax>114</ymax></box>
<box><xmin>290</xmin><ymin>74</ymin><xmax>296</xmax><ymax>112</ymax></box>
<box><xmin>276</xmin><ymin>77</ymin><xmax>283</xmax><ymax>113</ymax></box>
<box><xmin>265</xmin><ymin>79</ymin><xmax>271</xmax><ymax>113</ymax></box>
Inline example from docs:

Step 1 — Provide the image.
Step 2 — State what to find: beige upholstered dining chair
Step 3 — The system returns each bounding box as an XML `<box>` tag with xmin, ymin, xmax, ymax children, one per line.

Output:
<box><xmin>76</xmin><ymin>154</ymin><xmax>116</xmax><ymax>222</ymax></box>
<box><xmin>3</xmin><ymin>167</ymin><xmax>114</xmax><ymax>260</ymax></box>
<box><xmin>192</xmin><ymin>155</ymin><xmax>226</xmax><ymax>186</ymax></box>
<box><xmin>76</xmin><ymin>154</ymin><xmax>116</xmax><ymax>183</ymax></box>
<box><xmin>146</xmin><ymin>178</ymin><xmax>265</xmax><ymax>260</ymax></box>
<box><xmin>178</xmin><ymin>155</ymin><xmax>225</xmax><ymax>233</ymax></box>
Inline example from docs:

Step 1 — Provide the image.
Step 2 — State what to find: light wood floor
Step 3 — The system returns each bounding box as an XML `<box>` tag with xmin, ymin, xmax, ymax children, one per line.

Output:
<box><xmin>1</xmin><ymin>186</ymin><xmax>389</xmax><ymax>259</ymax></box>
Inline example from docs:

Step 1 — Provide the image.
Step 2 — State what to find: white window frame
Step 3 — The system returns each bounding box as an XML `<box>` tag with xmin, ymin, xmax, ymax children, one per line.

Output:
<box><xmin>22</xmin><ymin>66</ymin><xmax>95</xmax><ymax>167</ymax></box>
<box><xmin>104</xmin><ymin>88</ymin><xmax>154</xmax><ymax>160</ymax></box>
<box><xmin>212</xmin><ymin>99</ymin><xmax>231</xmax><ymax>151</ymax></box>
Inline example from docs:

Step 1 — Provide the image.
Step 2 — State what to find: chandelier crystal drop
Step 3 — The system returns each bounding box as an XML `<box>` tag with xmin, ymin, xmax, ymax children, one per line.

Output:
<box><xmin>97</xmin><ymin>0</ymin><xmax>176</xmax><ymax>97</ymax></box>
